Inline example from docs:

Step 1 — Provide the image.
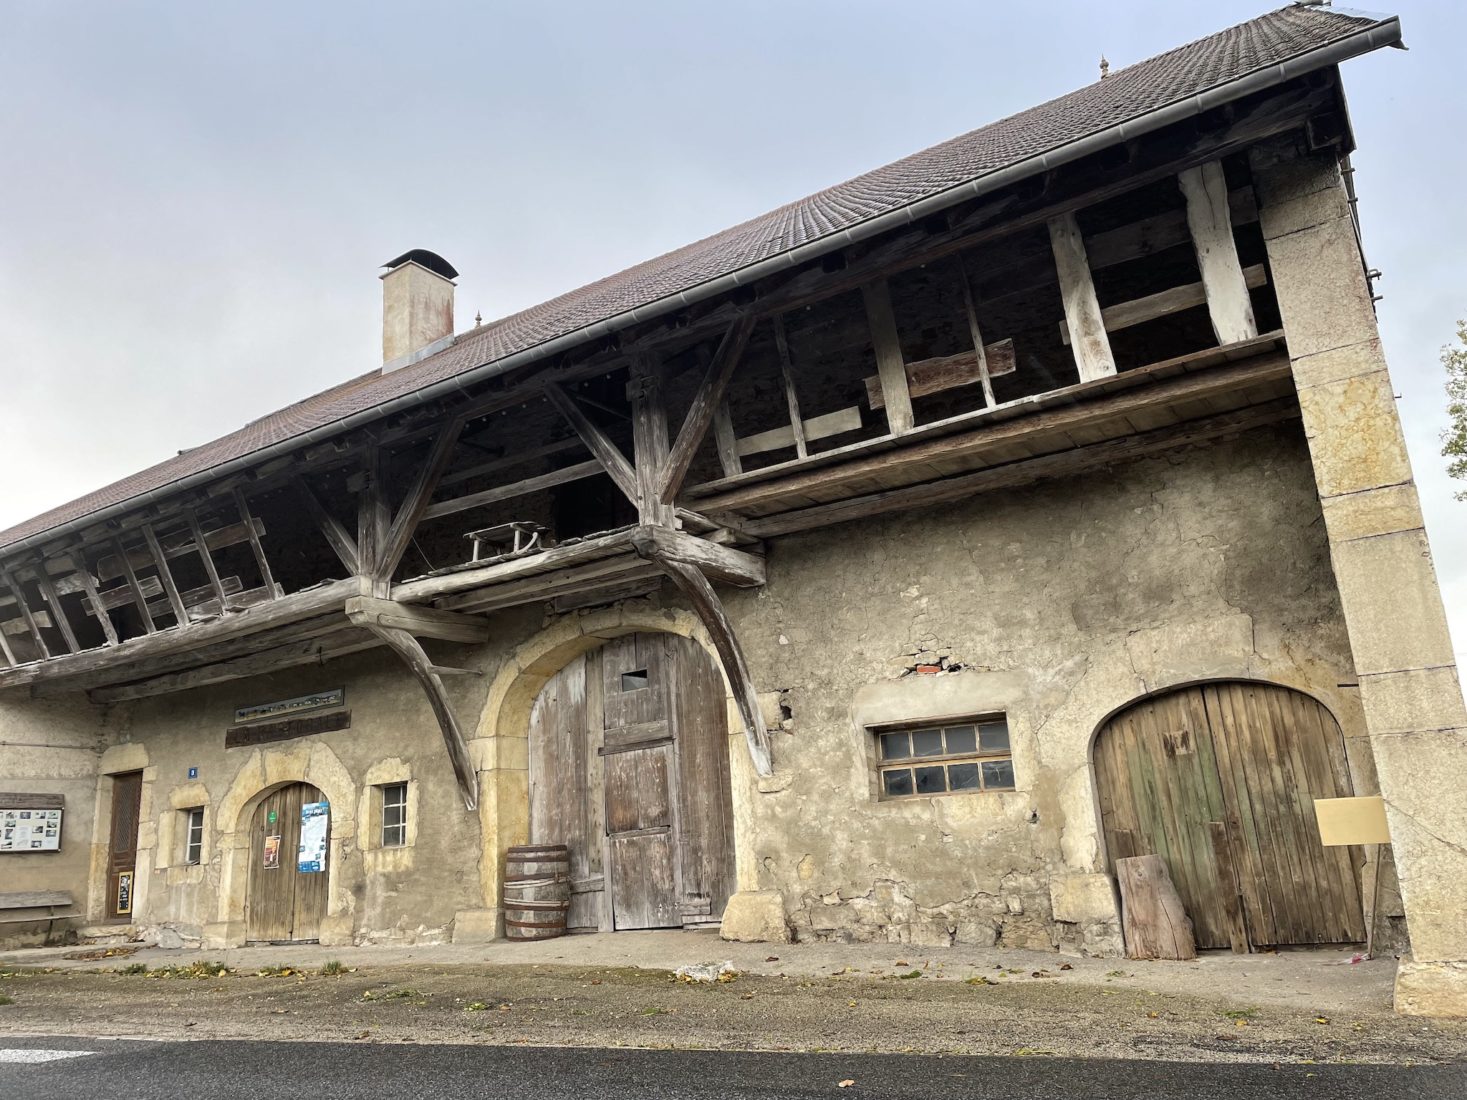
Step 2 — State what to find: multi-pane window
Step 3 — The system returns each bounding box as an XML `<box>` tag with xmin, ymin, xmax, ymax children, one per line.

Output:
<box><xmin>874</xmin><ymin>717</ymin><xmax>1015</xmax><ymax>800</ymax></box>
<box><xmin>183</xmin><ymin>807</ymin><xmax>204</xmax><ymax>865</ymax></box>
<box><xmin>380</xmin><ymin>783</ymin><xmax>408</xmax><ymax>848</ymax></box>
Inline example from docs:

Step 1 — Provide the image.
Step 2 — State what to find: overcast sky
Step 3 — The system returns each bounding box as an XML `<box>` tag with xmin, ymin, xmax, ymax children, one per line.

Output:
<box><xmin>1</xmin><ymin>1</ymin><xmax>1461</xmax><ymax>658</ymax></box>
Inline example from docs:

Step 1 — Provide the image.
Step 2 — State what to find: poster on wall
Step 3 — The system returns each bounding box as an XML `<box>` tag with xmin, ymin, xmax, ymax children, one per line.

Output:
<box><xmin>116</xmin><ymin>871</ymin><xmax>133</xmax><ymax>915</ymax></box>
<box><xmin>0</xmin><ymin>807</ymin><xmax>63</xmax><ymax>852</ymax></box>
<box><xmin>298</xmin><ymin>801</ymin><xmax>329</xmax><ymax>873</ymax></box>
<box><xmin>263</xmin><ymin>834</ymin><xmax>282</xmax><ymax>869</ymax></box>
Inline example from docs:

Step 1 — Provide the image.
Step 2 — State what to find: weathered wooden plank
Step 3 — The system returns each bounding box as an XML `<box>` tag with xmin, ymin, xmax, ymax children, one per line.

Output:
<box><xmin>110</xmin><ymin>539</ymin><xmax>156</xmax><ymax>636</ymax></box>
<box><xmin>1117</xmin><ymin>854</ymin><xmax>1197</xmax><ymax>961</ymax></box>
<box><xmin>441</xmin><ymin>557</ymin><xmax>660</xmax><ymax>615</ymax></box>
<box><xmin>629</xmin><ymin>357</ymin><xmax>675</xmax><ymax>525</ymax></box>
<box><xmin>712</xmin><ymin>401</ymin><xmax>742</xmax><ymax>477</ymax></box>
<box><xmin>393</xmin><ymin>529</ymin><xmax>636</xmax><ymax>605</ymax></box>
<box><xmin>544</xmin><ymin>383</ymin><xmax>639</xmax><ymax>503</ymax></box>
<box><xmin>861</xmin><ymin>279</ymin><xmax>914</xmax><ymax>433</ymax></box>
<box><xmin>699</xmin><ymin>352</ymin><xmax>1291</xmax><ymax>515</ymax></box>
<box><xmin>344</xmin><ymin>595</ymin><xmax>490</xmax><ymax>644</ymax></box>
<box><xmin>49</xmin><ymin>519</ymin><xmax>268</xmax><ymax>595</ymax></box>
<box><xmin>356</xmin><ymin>448</ymin><xmax>390</xmax><ymax>593</ymax></box>
<box><xmin>864</xmin><ymin>341</ymin><xmax>1016</xmax><ymax>411</ymax></box>
<box><xmin>959</xmin><ymin>265</ymin><xmax>997</xmax><ymax>408</ymax></box>
<box><xmin>365</xmin><ymin>623</ymin><xmax>478</xmax><ymax>810</ymax></box>
<box><xmin>184</xmin><ymin>510</ymin><xmax>229</xmax><ymax>608</ymax></box>
<box><xmin>0</xmin><ymin>569</ymin><xmax>51</xmax><ymax>659</ymax></box>
<box><xmin>31</xmin><ymin>568</ymin><xmax>78</xmax><ymax>655</ymax></box>
<box><xmin>88</xmin><ymin>628</ymin><xmax>379</xmax><ymax>703</ymax></box>
<box><xmin>1179</xmin><ymin>160</ymin><xmax>1259</xmax><ymax>345</ymax></box>
<box><xmin>422</xmin><ymin>459</ymin><xmax>605</xmax><ymax>521</ymax></box>
<box><xmin>1060</xmin><ymin>265</ymin><xmax>1269</xmax><ymax>345</ymax></box>
<box><xmin>736</xmin><ymin>406</ymin><xmax>863</xmax><ymax>458</ymax></box>
<box><xmin>658</xmin><ymin>317</ymin><xmax>754</xmax><ymax>504</ymax></box>
<box><xmin>740</xmin><ymin>399</ymin><xmax>1297</xmax><ymax>538</ymax></box>
<box><xmin>1049</xmin><ymin>211</ymin><xmax>1116</xmax><ymax>382</ymax></box>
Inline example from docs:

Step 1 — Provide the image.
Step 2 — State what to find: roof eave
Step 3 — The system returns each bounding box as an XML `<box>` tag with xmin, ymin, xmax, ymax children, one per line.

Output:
<box><xmin>0</xmin><ymin>11</ymin><xmax>1402</xmax><ymax>560</ymax></box>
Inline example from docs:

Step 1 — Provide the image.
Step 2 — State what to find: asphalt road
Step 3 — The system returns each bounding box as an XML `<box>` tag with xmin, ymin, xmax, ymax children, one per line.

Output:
<box><xmin>0</xmin><ymin>1036</ymin><xmax>1462</xmax><ymax>1099</ymax></box>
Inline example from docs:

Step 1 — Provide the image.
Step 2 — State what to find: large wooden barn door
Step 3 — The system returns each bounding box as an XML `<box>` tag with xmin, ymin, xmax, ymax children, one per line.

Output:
<box><xmin>1095</xmin><ymin>682</ymin><xmax>1365</xmax><ymax>950</ymax></box>
<box><xmin>245</xmin><ymin>783</ymin><xmax>328</xmax><ymax>943</ymax></box>
<box><xmin>528</xmin><ymin>632</ymin><xmax>734</xmax><ymax>932</ymax></box>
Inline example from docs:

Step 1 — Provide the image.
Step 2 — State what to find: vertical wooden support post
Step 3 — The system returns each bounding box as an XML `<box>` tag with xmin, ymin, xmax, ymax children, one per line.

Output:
<box><xmin>74</xmin><ymin>550</ymin><xmax>120</xmax><ymax>647</ymax></box>
<box><xmin>32</xmin><ymin>565</ymin><xmax>79</xmax><ymax>654</ymax></box>
<box><xmin>861</xmin><ymin>279</ymin><xmax>915</xmax><ymax>434</ymax></box>
<box><xmin>772</xmin><ymin>315</ymin><xmax>809</xmax><ymax>458</ymax></box>
<box><xmin>142</xmin><ymin>523</ymin><xmax>189</xmax><ymax>626</ymax></box>
<box><xmin>357</xmin><ymin>448</ymin><xmax>391</xmax><ymax>597</ymax></box>
<box><xmin>2</xmin><ymin>568</ymin><xmax>51</xmax><ymax>658</ymax></box>
<box><xmin>232</xmin><ymin>487</ymin><xmax>277</xmax><ymax>598</ymax></box>
<box><xmin>1179</xmin><ymin>160</ymin><xmax>1259</xmax><ymax>345</ymax></box>
<box><xmin>629</xmin><ymin>356</ymin><xmax>675</xmax><ymax>526</ymax></box>
<box><xmin>1049</xmin><ymin>211</ymin><xmax>1116</xmax><ymax>382</ymax></box>
<box><xmin>657</xmin><ymin>318</ymin><xmax>754</xmax><ymax>503</ymax></box>
<box><xmin>713</xmin><ymin>402</ymin><xmax>741</xmax><ymax>478</ymax></box>
<box><xmin>958</xmin><ymin>264</ymin><xmax>997</xmax><ymax>408</ymax></box>
<box><xmin>111</xmin><ymin>538</ymin><xmax>156</xmax><ymax>635</ymax></box>
<box><xmin>0</xmin><ymin>611</ymin><xmax>17</xmax><ymax>667</ymax></box>
<box><xmin>185</xmin><ymin>510</ymin><xmax>229</xmax><ymax>607</ymax></box>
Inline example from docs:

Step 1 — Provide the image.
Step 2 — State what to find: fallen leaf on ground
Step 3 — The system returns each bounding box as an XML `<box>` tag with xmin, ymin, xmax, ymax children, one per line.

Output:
<box><xmin>838</xmin><ymin>1080</ymin><xmax>855</xmax><ymax>1088</ymax></box>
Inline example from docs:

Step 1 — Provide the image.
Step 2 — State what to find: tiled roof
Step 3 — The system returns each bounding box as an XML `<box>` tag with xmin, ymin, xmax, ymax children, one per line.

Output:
<box><xmin>0</xmin><ymin>4</ymin><xmax>1394</xmax><ymax>553</ymax></box>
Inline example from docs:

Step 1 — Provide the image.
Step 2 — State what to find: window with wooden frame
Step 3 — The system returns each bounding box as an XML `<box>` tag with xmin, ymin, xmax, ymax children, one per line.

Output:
<box><xmin>379</xmin><ymin>783</ymin><xmax>408</xmax><ymax>848</ymax></box>
<box><xmin>872</xmin><ymin>716</ymin><xmax>1015</xmax><ymax>800</ymax></box>
<box><xmin>182</xmin><ymin>807</ymin><xmax>205</xmax><ymax>865</ymax></box>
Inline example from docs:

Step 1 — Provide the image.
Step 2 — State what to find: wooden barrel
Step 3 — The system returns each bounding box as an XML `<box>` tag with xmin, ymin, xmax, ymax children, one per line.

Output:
<box><xmin>504</xmin><ymin>844</ymin><xmax>570</xmax><ymax>941</ymax></box>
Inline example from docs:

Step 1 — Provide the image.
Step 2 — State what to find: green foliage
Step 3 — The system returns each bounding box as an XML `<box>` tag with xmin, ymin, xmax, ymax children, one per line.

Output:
<box><xmin>319</xmin><ymin>960</ymin><xmax>345</xmax><ymax>977</ymax></box>
<box><xmin>0</xmin><ymin>994</ymin><xmax>14</xmax><ymax>1006</ymax></box>
<box><xmin>1444</xmin><ymin>319</ymin><xmax>1467</xmax><ymax>500</ymax></box>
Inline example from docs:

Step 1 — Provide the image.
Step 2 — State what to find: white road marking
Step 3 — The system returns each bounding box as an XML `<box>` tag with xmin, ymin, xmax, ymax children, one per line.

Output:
<box><xmin>0</xmin><ymin>1049</ymin><xmax>97</xmax><ymax>1063</ymax></box>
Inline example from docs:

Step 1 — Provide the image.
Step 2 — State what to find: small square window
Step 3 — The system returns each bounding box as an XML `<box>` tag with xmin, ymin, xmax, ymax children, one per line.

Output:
<box><xmin>872</xmin><ymin>715</ymin><xmax>1015</xmax><ymax>800</ymax></box>
<box><xmin>380</xmin><ymin>783</ymin><xmax>408</xmax><ymax>848</ymax></box>
<box><xmin>183</xmin><ymin>807</ymin><xmax>204</xmax><ymax>865</ymax></box>
<box><xmin>619</xmin><ymin>669</ymin><xmax>649</xmax><ymax>692</ymax></box>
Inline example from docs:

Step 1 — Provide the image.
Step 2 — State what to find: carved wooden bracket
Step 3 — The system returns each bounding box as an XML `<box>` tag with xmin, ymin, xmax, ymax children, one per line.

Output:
<box><xmin>631</xmin><ymin>527</ymin><xmax>772</xmax><ymax>776</ymax></box>
<box><xmin>363</xmin><ymin>623</ymin><xmax>479</xmax><ymax>811</ymax></box>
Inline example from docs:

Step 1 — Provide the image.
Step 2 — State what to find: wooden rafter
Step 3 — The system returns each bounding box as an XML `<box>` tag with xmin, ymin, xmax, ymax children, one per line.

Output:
<box><xmin>365</xmin><ymin>623</ymin><xmax>479</xmax><ymax>810</ymax></box>
<box><xmin>0</xmin><ymin>568</ymin><xmax>51</xmax><ymax>658</ymax></box>
<box><xmin>771</xmin><ymin>316</ymin><xmax>809</xmax><ymax>459</ymax></box>
<box><xmin>110</xmin><ymin>539</ymin><xmax>156</xmax><ymax>636</ymax></box>
<box><xmin>142</xmin><ymin>523</ymin><xmax>189</xmax><ymax>626</ymax></box>
<box><xmin>657</xmin><ymin>317</ymin><xmax>754</xmax><ymax>504</ymax></box>
<box><xmin>72</xmin><ymin>549</ymin><xmax>119</xmax><ymax>647</ymax></box>
<box><xmin>958</xmin><ymin>263</ymin><xmax>997</xmax><ymax>408</ymax></box>
<box><xmin>1179</xmin><ymin>159</ymin><xmax>1260</xmax><ymax>346</ymax></box>
<box><xmin>184</xmin><ymin>510</ymin><xmax>228</xmax><ymax>607</ymax></box>
<box><xmin>295</xmin><ymin>476</ymin><xmax>360</xmax><ymax>574</ymax></box>
<box><xmin>231</xmin><ymin>488</ymin><xmax>277</xmax><ymax>596</ymax></box>
<box><xmin>378</xmin><ymin>416</ymin><xmax>467</xmax><ymax>583</ymax></box>
<box><xmin>543</xmin><ymin>383</ymin><xmax>638</xmax><ymax>502</ymax></box>
<box><xmin>861</xmin><ymin>280</ymin><xmax>915</xmax><ymax>434</ymax></box>
<box><xmin>32</xmin><ymin>567</ymin><xmax>78</xmax><ymax>654</ymax></box>
<box><xmin>1049</xmin><ymin>211</ymin><xmax>1116</xmax><ymax>382</ymax></box>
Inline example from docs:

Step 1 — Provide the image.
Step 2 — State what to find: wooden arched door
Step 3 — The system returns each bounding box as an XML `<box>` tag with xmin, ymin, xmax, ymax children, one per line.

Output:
<box><xmin>1094</xmin><ymin>681</ymin><xmax>1365</xmax><ymax>951</ymax></box>
<box><xmin>245</xmin><ymin>783</ymin><xmax>329</xmax><ymax>943</ymax></box>
<box><xmin>528</xmin><ymin>632</ymin><xmax>734</xmax><ymax>931</ymax></box>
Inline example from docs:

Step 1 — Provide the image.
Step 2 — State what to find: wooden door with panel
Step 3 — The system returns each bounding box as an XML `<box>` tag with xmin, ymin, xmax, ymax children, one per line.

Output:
<box><xmin>105</xmin><ymin>771</ymin><xmax>143</xmax><ymax>922</ymax></box>
<box><xmin>245</xmin><ymin>783</ymin><xmax>328</xmax><ymax>943</ymax></box>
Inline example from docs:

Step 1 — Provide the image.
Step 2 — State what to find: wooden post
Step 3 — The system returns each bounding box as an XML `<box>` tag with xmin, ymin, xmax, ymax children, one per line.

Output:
<box><xmin>1116</xmin><ymin>854</ymin><xmax>1198</xmax><ymax>960</ymax></box>
<box><xmin>658</xmin><ymin>317</ymin><xmax>755</xmax><ymax>502</ymax></box>
<box><xmin>110</xmin><ymin>538</ymin><xmax>156</xmax><ymax>635</ymax></box>
<box><xmin>1179</xmin><ymin>160</ymin><xmax>1259</xmax><ymax>346</ymax></box>
<box><xmin>357</xmin><ymin>448</ymin><xmax>391</xmax><ymax>597</ymax></box>
<box><xmin>1049</xmin><ymin>211</ymin><xmax>1116</xmax><ymax>382</ymax></box>
<box><xmin>232</xmin><ymin>488</ymin><xmax>277</xmax><ymax>598</ymax></box>
<box><xmin>543</xmin><ymin>383</ymin><xmax>639</xmax><ymax>504</ymax></box>
<box><xmin>1</xmin><ymin>568</ymin><xmax>51</xmax><ymax>658</ymax></box>
<box><xmin>772</xmin><ymin>315</ymin><xmax>809</xmax><ymax>458</ymax></box>
<box><xmin>713</xmin><ymin>401</ymin><xmax>741</xmax><ymax>478</ymax></box>
<box><xmin>958</xmin><ymin>265</ymin><xmax>997</xmax><ymax>408</ymax></box>
<box><xmin>184</xmin><ymin>510</ymin><xmax>229</xmax><ymax>608</ymax></box>
<box><xmin>861</xmin><ymin>279</ymin><xmax>915</xmax><ymax>434</ymax></box>
<box><xmin>378</xmin><ymin>417</ymin><xmax>466</xmax><ymax>582</ymax></box>
<box><xmin>73</xmin><ymin>550</ymin><xmax>119</xmax><ymax>647</ymax></box>
<box><xmin>32</xmin><ymin>566</ymin><xmax>78</xmax><ymax>654</ymax></box>
<box><xmin>628</xmin><ymin>357</ymin><xmax>675</xmax><ymax>526</ymax></box>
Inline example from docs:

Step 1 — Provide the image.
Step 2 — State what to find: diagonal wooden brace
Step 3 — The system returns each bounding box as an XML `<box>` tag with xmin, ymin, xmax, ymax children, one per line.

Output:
<box><xmin>364</xmin><ymin>623</ymin><xmax>479</xmax><ymax>810</ymax></box>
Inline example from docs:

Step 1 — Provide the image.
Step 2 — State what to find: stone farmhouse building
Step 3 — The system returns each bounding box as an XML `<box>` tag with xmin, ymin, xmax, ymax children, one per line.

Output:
<box><xmin>1</xmin><ymin>7</ymin><xmax>1462</xmax><ymax>1015</ymax></box>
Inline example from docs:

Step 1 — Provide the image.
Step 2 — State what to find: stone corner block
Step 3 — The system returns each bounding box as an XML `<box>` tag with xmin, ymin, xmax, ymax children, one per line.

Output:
<box><xmin>719</xmin><ymin>890</ymin><xmax>792</xmax><ymax>945</ymax></box>
<box><xmin>452</xmin><ymin>907</ymin><xmax>503</xmax><ymax>944</ymax></box>
<box><xmin>201</xmin><ymin>920</ymin><xmax>245</xmax><ymax>950</ymax></box>
<box><xmin>318</xmin><ymin>913</ymin><xmax>355</xmax><ymax>947</ymax></box>
<box><xmin>1332</xmin><ymin>529</ymin><xmax>1456</xmax><ymax>676</ymax></box>
<box><xmin>1395</xmin><ymin>958</ymin><xmax>1467</xmax><ymax>1018</ymax></box>
<box><xmin>1296</xmin><ymin>369</ymin><xmax>1414</xmax><ymax>499</ymax></box>
<box><xmin>1049</xmin><ymin>873</ymin><xmax>1119</xmax><ymax>925</ymax></box>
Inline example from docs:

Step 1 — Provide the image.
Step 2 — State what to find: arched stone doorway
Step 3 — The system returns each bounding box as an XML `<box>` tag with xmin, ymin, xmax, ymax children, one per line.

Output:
<box><xmin>1093</xmin><ymin>680</ymin><xmax>1366</xmax><ymax>951</ymax></box>
<box><xmin>244</xmin><ymin>782</ymin><xmax>330</xmax><ymax>943</ymax></box>
<box><xmin>527</xmin><ymin>631</ymin><xmax>735</xmax><ymax>931</ymax></box>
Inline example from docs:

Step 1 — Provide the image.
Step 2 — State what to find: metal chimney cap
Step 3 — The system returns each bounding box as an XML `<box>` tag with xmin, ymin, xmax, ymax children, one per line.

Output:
<box><xmin>381</xmin><ymin>249</ymin><xmax>459</xmax><ymax>280</ymax></box>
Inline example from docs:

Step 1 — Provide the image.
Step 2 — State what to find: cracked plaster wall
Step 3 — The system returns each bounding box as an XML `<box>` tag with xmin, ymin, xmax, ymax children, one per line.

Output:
<box><xmin>719</xmin><ymin>422</ymin><xmax>1371</xmax><ymax>953</ymax></box>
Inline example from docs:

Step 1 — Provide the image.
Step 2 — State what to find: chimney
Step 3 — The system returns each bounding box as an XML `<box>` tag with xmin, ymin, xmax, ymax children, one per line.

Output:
<box><xmin>380</xmin><ymin>249</ymin><xmax>458</xmax><ymax>371</ymax></box>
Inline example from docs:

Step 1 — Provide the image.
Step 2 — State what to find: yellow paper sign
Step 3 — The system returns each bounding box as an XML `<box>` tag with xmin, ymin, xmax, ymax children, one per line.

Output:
<box><xmin>1314</xmin><ymin>796</ymin><xmax>1391</xmax><ymax>847</ymax></box>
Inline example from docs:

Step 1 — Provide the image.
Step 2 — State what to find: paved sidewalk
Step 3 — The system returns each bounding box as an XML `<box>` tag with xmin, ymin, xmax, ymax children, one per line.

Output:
<box><xmin>3</xmin><ymin>927</ymin><xmax>1393</xmax><ymax>1013</ymax></box>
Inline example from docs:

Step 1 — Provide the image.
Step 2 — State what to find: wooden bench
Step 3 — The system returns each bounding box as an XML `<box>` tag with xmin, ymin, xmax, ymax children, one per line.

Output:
<box><xmin>0</xmin><ymin>891</ymin><xmax>77</xmax><ymax>939</ymax></box>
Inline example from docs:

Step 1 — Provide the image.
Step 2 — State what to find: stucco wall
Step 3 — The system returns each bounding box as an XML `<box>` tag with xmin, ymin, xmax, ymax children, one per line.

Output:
<box><xmin>0</xmin><ymin>694</ymin><xmax>106</xmax><ymax>945</ymax></box>
<box><xmin>717</xmin><ymin>421</ymin><xmax>1368</xmax><ymax>952</ymax></box>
